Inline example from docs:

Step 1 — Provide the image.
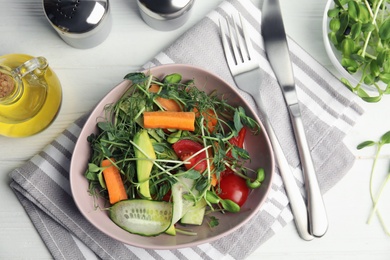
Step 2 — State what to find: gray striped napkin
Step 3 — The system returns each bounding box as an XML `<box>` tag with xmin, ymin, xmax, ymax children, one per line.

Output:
<box><xmin>9</xmin><ymin>0</ymin><xmax>365</xmax><ymax>259</ymax></box>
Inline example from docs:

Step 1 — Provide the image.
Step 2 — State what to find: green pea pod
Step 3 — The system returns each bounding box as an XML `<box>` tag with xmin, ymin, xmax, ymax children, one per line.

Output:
<box><xmin>97</xmin><ymin>171</ymin><xmax>106</xmax><ymax>189</ymax></box>
<box><xmin>220</xmin><ymin>199</ymin><xmax>240</xmax><ymax>213</ymax></box>
<box><xmin>167</xmin><ymin>130</ymin><xmax>182</xmax><ymax>144</ymax></box>
<box><xmin>163</xmin><ymin>73</ymin><xmax>182</xmax><ymax>84</ymax></box>
<box><xmin>205</xmin><ymin>191</ymin><xmax>220</xmax><ymax>204</ymax></box>
<box><xmin>246</xmin><ymin>168</ymin><xmax>265</xmax><ymax>189</ymax></box>
<box><xmin>246</xmin><ymin>179</ymin><xmax>261</xmax><ymax>189</ymax></box>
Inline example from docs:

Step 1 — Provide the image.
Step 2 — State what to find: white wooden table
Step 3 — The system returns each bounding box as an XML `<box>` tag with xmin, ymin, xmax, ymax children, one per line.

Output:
<box><xmin>1</xmin><ymin>0</ymin><xmax>390</xmax><ymax>259</ymax></box>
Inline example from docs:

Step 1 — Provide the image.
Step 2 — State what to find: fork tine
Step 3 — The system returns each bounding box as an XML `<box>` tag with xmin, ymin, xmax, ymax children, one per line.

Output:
<box><xmin>234</xmin><ymin>14</ymin><xmax>249</xmax><ymax>63</ymax></box>
<box><xmin>226</xmin><ymin>15</ymin><xmax>242</xmax><ymax>65</ymax></box>
<box><xmin>219</xmin><ymin>18</ymin><xmax>235</xmax><ymax>69</ymax></box>
<box><xmin>239</xmin><ymin>14</ymin><xmax>255</xmax><ymax>61</ymax></box>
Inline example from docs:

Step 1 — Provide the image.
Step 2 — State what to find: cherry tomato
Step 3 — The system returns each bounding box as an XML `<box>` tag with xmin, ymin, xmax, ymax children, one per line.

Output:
<box><xmin>218</xmin><ymin>173</ymin><xmax>250</xmax><ymax>207</ymax></box>
<box><xmin>227</xmin><ymin>128</ymin><xmax>247</xmax><ymax>157</ymax></box>
<box><xmin>172</xmin><ymin>139</ymin><xmax>207</xmax><ymax>172</ymax></box>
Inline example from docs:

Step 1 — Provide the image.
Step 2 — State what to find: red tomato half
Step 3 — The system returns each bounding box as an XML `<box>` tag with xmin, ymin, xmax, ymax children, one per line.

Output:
<box><xmin>218</xmin><ymin>173</ymin><xmax>250</xmax><ymax>207</ymax></box>
<box><xmin>172</xmin><ymin>139</ymin><xmax>207</xmax><ymax>172</ymax></box>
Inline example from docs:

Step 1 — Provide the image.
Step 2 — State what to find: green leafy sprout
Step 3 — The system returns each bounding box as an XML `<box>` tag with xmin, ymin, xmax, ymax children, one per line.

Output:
<box><xmin>328</xmin><ymin>0</ymin><xmax>390</xmax><ymax>102</ymax></box>
<box><xmin>357</xmin><ymin>130</ymin><xmax>390</xmax><ymax>235</ymax></box>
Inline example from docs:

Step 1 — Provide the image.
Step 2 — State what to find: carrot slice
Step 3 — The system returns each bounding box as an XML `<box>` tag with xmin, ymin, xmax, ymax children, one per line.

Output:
<box><xmin>101</xmin><ymin>159</ymin><xmax>128</xmax><ymax>204</ymax></box>
<box><xmin>149</xmin><ymin>84</ymin><xmax>181</xmax><ymax>112</ymax></box>
<box><xmin>211</xmin><ymin>173</ymin><xmax>218</xmax><ymax>187</ymax></box>
<box><xmin>143</xmin><ymin>111</ymin><xmax>195</xmax><ymax>131</ymax></box>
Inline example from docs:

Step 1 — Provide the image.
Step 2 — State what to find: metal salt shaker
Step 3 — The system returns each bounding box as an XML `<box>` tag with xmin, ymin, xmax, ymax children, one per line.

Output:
<box><xmin>43</xmin><ymin>0</ymin><xmax>112</xmax><ymax>49</ymax></box>
<box><xmin>137</xmin><ymin>0</ymin><xmax>195</xmax><ymax>31</ymax></box>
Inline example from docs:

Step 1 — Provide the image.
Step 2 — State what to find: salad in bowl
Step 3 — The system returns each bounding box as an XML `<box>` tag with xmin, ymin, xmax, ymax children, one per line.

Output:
<box><xmin>70</xmin><ymin>64</ymin><xmax>274</xmax><ymax>249</ymax></box>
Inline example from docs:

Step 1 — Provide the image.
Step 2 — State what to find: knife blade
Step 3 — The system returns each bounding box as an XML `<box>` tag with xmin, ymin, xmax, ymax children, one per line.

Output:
<box><xmin>261</xmin><ymin>0</ymin><xmax>328</xmax><ymax>237</ymax></box>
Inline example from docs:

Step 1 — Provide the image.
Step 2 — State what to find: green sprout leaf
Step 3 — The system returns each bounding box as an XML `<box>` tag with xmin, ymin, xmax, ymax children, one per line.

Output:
<box><xmin>379</xmin><ymin>18</ymin><xmax>390</xmax><ymax>40</ymax></box>
<box><xmin>379</xmin><ymin>131</ymin><xmax>390</xmax><ymax>144</ymax></box>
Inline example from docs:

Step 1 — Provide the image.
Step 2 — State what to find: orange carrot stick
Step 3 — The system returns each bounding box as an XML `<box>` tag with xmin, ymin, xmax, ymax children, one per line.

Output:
<box><xmin>101</xmin><ymin>159</ymin><xmax>128</xmax><ymax>204</ymax></box>
<box><xmin>193</xmin><ymin>107</ymin><xmax>218</xmax><ymax>133</ymax></box>
<box><xmin>149</xmin><ymin>84</ymin><xmax>182</xmax><ymax>112</ymax></box>
<box><xmin>143</xmin><ymin>111</ymin><xmax>195</xmax><ymax>131</ymax></box>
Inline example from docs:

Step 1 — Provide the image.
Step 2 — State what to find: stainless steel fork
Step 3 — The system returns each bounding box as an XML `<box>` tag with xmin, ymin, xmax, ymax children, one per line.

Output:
<box><xmin>219</xmin><ymin>14</ymin><xmax>313</xmax><ymax>241</ymax></box>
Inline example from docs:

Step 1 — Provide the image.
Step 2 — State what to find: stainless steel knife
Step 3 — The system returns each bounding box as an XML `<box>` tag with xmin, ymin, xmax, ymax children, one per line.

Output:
<box><xmin>261</xmin><ymin>0</ymin><xmax>328</xmax><ymax>237</ymax></box>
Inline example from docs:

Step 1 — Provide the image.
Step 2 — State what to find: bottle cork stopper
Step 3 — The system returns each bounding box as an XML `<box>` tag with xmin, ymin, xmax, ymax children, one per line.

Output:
<box><xmin>0</xmin><ymin>72</ymin><xmax>15</xmax><ymax>98</ymax></box>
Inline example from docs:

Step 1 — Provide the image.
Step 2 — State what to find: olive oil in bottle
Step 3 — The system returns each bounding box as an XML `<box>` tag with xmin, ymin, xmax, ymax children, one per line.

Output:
<box><xmin>0</xmin><ymin>54</ymin><xmax>62</xmax><ymax>137</ymax></box>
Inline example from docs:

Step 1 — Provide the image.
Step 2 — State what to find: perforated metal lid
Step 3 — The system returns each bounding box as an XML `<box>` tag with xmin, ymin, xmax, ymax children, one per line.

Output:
<box><xmin>43</xmin><ymin>0</ymin><xmax>110</xmax><ymax>34</ymax></box>
<box><xmin>43</xmin><ymin>0</ymin><xmax>111</xmax><ymax>48</ymax></box>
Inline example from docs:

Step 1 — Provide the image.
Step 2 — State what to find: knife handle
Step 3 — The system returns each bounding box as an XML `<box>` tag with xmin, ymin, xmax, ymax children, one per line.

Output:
<box><xmin>289</xmin><ymin>105</ymin><xmax>328</xmax><ymax>237</ymax></box>
<box><xmin>252</xmin><ymin>95</ymin><xmax>313</xmax><ymax>241</ymax></box>
<box><xmin>263</xmin><ymin>117</ymin><xmax>314</xmax><ymax>241</ymax></box>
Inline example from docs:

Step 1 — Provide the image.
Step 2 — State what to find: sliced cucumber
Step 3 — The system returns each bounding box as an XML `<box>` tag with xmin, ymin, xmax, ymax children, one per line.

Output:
<box><xmin>181</xmin><ymin>198</ymin><xmax>207</xmax><ymax>225</ymax></box>
<box><xmin>166</xmin><ymin>177</ymin><xmax>206</xmax><ymax>235</ymax></box>
<box><xmin>166</xmin><ymin>176</ymin><xmax>198</xmax><ymax>235</ymax></box>
<box><xmin>171</xmin><ymin>177</ymin><xmax>196</xmax><ymax>222</ymax></box>
<box><xmin>110</xmin><ymin>199</ymin><xmax>173</xmax><ymax>236</ymax></box>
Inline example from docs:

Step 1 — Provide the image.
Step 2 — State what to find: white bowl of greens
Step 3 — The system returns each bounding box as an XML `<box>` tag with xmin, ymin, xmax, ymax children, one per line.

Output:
<box><xmin>323</xmin><ymin>0</ymin><xmax>390</xmax><ymax>102</ymax></box>
<box><xmin>70</xmin><ymin>64</ymin><xmax>274</xmax><ymax>249</ymax></box>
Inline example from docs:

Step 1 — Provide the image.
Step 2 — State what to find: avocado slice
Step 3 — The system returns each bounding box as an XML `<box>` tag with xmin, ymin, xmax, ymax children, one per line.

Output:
<box><xmin>133</xmin><ymin>129</ymin><xmax>156</xmax><ymax>199</ymax></box>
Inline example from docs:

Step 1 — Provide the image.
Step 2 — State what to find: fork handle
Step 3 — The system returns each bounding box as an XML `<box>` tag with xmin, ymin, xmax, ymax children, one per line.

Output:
<box><xmin>289</xmin><ymin>105</ymin><xmax>328</xmax><ymax>237</ymax></box>
<box><xmin>253</xmin><ymin>97</ymin><xmax>313</xmax><ymax>241</ymax></box>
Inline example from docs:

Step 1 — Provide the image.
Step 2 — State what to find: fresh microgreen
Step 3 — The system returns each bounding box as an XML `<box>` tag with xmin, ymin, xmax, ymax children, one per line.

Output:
<box><xmin>357</xmin><ymin>130</ymin><xmax>390</xmax><ymax>235</ymax></box>
<box><xmin>328</xmin><ymin>0</ymin><xmax>390</xmax><ymax>102</ymax></box>
<box><xmin>208</xmin><ymin>216</ymin><xmax>220</xmax><ymax>228</ymax></box>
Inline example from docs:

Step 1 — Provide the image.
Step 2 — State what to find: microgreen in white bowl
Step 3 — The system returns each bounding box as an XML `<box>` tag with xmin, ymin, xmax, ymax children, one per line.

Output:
<box><xmin>323</xmin><ymin>0</ymin><xmax>390</xmax><ymax>102</ymax></box>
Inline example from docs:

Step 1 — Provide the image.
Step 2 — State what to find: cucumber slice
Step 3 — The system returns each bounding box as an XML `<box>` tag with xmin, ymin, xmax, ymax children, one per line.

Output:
<box><xmin>171</xmin><ymin>177</ymin><xmax>196</xmax><ymax>223</ymax></box>
<box><xmin>110</xmin><ymin>199</ymin><xmax>173</xmax><ymax>236</ymax></box>
<box><xmin>166</xmin><ymin>177</ymin><xmax>195</xmax><ymax>235</ymax></box>
<box><xmin>181</xmin><ymin>198</ymin><xmax>207</xmax><ymax>225</ymax></box>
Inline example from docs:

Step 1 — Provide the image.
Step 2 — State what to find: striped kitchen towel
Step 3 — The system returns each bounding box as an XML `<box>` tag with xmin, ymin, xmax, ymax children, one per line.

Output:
<box><xmin>9</xmin><ymin>0</ymin><xmax>365</xmax><ymax>259</ymax></box>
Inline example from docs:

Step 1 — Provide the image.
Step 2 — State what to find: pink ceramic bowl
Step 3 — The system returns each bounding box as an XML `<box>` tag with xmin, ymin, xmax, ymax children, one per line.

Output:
<box><xmin>70</xmin><ymin>64</ymin><xmax>274</xmax><ymax>249</ymax></box>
